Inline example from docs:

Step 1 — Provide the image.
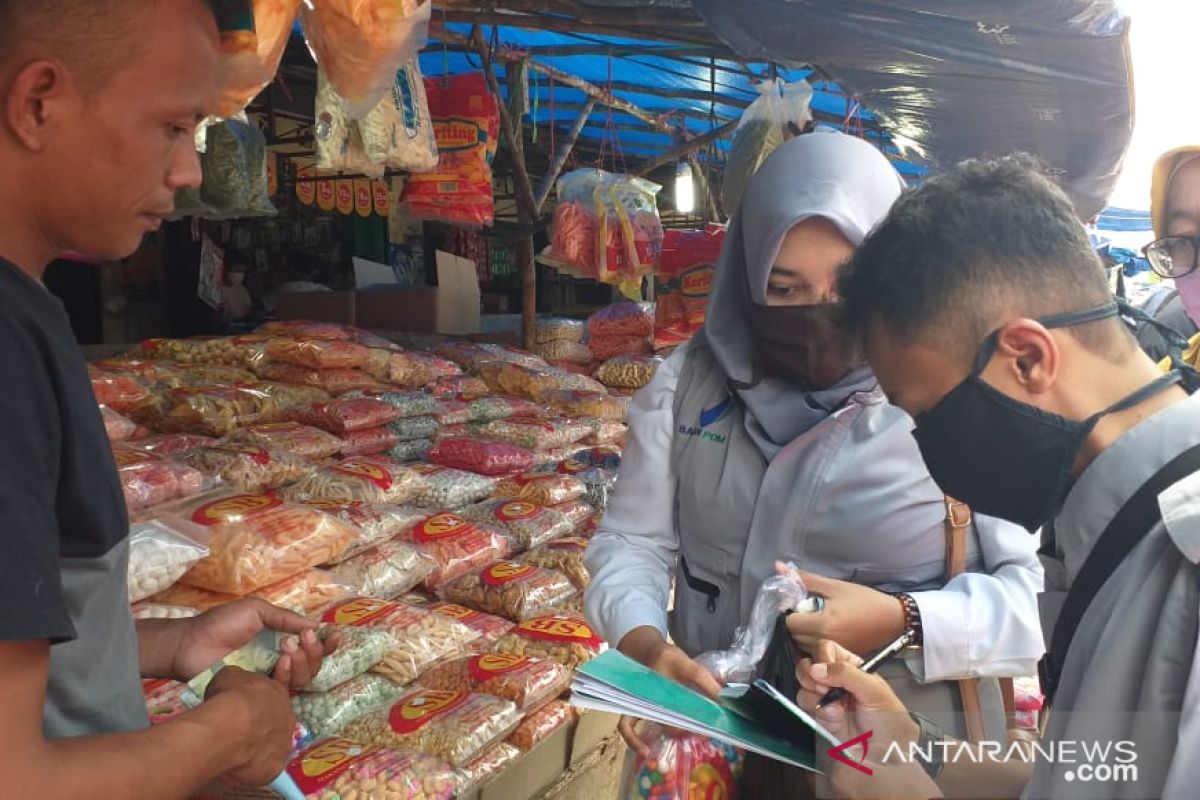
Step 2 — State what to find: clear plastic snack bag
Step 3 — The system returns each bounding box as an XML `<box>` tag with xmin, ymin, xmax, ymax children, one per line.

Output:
<box><xmin>337</xmin><ymin>426</ymin><xmax>399</xmax><ymax>457</ymax></box>
<box><xmin>418</xmin><ymin>653</ymin><xmax>570</xmax><ymax>712</ymax></box>
<box><xmin>506</xmin><ymin>700</ymin><xmax>575</xmax><ymax>751</ymax></box>
<box><xmin>303</xmin><ymin>624</ymin><xmax>395</xmax><ymax>692</ymax></box>
<box><xmin>282</xmin><ymin>736</ymin><xmax>463</xmax><ymax>800</ymax></box>
<box><xmin>491</xmin><ymin>611</ymin><xmax>604</xmax><ymax>669</ymax></box>
<box><xmin>400</xmin><ymin>512</ymin><xmax>511</xmax><ymax>589</ymax></box>
<box><xmin>494</xmin><ymin>472</ymin><xmax>587</xmax><ymax>507</ymax></box>
<box><xmin>517</xmin><ymin>537</ymin><xmax>590</xmax><ymax>590</ymax></box>
<box><xmin>437</xmin><ymin>561</ymin><xmax>577</xmax><ymax>622</ymax></box>
<box><xmin>622</xmin><ymin>725</ymin><xmax>743</xmax><ymax>800</ymax></box>
<box><xmin>284</xmin><ymin>456</ymin><xmax>427</xmax><ymax>504</ymax></box>
<box><xmin>251</xmin><ymin>568</ymin><xmax>355</xmax><ymax>617</ymax></box>
<box><xmin>291</xmin><ymin>674</ymin><xmax>408</xmax><ymax>737</ymax></box>
<box><xmin>176</xmin><ymin>443</ymin><xmax>315</xmax><ymax>492</ymax></box>
<box><xmin>694</xmin><ymin>565</ymin><xmax>811</xmax><ymax>685</ymax></box>
<box><xmin>289</xmin><ymin>397</ymin><xmax>400</xmax><ymax>433</ymax></box>
<box><xmin>721</xmin><ymin>78</ymin><xmax>814</xmax><ymax>213</ymax></box>
<box><xmin>113</xmin><ymin>447</ymin><xmax>209</xmax><ymax>512</ymax></box>
<box><xmin>303</xmin><ymin>500</ymin><xmax>428</xmax><ymax>563</ymax></box>
<box><xmin>265</xmin><ymin>337</ymin><xmax>370</xmax><ymax>370</ymax></box>
<box><xmin>459</xmin><ymin>498</ymin><xmax>572</xmax><ymax>551</ymax></box>
<box><xmin>427</xmin><ymin>438</ymin><xmax>535</xmax><ymax>477</ymax></box>
<box><xmin>227</xmin><ymin>421</ymin><xmax>345</xmax><ymax>461</ymax></box>
<box><xmin>127</xmin><ymin>521</ymin><xmax>210</xmax><ymax>603</ymax></box>
<box><xmin>328</xmin><ymin>539</ymin><xmax>437</xmax><ymax>600</ymax></box>
<box><xmin>425</xmin><ymin>602</ymin><xmax>514</xmax><ymax>650</ymax></box>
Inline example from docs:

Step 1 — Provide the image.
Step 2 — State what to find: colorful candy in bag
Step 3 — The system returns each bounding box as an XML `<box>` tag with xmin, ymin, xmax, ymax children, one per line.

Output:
<box><xmin>427</xmin><ymin>438</ymin><xmax>534</xmax><ymax>477</ymax></box>
<box><xmin>389</xmin><ymin>415</ymin><xmax>439</xmax><ymax>443</ymax></box>
<box><xmin>113</xmin><ymin>447</ymin><xmax>208</xmax><ymax>512</ymax></box>
<box><xmin>176</xmin><ymin>443</ymin><xmax>315</xmax><ymax>492</ymax></box>
<box><xmin>622</xmin><ymin>726</ymin><xmax>743</xmax><ymax>800</ymax></box>
<box><xmin>401</xmin><ymin>72</ymin><xmax>499</xmax><ymax>228</ymax></box>
<box><xmin>164</xmin><ymin>491</ymin><xmax>358</xmax><ymax>594</ymax></box>
<box><xmin>437</xmin><ymin>561</ymin><xmax>577</xmax><ymax>622</ymax></box>
<box><xmin>419</xmin><ymin>653</ymin><xmax>569</xmax><ymax>711</ymax></box>
<box><xmin>340</xmin><ymin>687</ymin><xmax>522</xmax><ymax>767</ymax></box>
<box><xmin>429</xmin><ymin>375</ymin><xmax>490</xmax><ymax>400</ymax></box>
<box><xmin>388</xmin><ymin>438</ymin><xmax>433</xmax><ymax>463</ymax></box>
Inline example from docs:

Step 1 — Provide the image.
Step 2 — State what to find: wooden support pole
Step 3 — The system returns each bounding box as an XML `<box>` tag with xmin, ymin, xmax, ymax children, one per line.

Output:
<box><xmin>634</xmin><ymin>118</ymin><xmax>739</xmax><ymax>177</ymax></box>
<box><xmin>534</xmin><ymin>98</ymin><xmax>594</xmax><ymax>214</ymax></box>
<box><xmin>474</xmin><ymin>29</ymin><xmax>539</xmax><ymax>349</ymax></box>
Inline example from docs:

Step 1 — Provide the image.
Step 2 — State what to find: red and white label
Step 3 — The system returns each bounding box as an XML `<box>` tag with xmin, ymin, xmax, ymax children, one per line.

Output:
<box><xmin>190</xmin><ymin>493</ymin><xmax>282</xmax><ymax>526</ymax></box>
<box><xmin>387</xmin><ymin>689</ymin><xmax>469</xmax><ymax>734</ymax></box>
<box><xmin>517</xmin><ymin>614</ymin><xmax>602</xmax><ymax>648</ymax></box>
<box><xmin>480</xmin><ymin>561</ymin><xmax>537</xmax><ymax>587</ymax></box>
<box><xmin>411</xmin><ymin>513</ymin><xmax>471</xmax><ymax>543</ymax></box>
<box><xmin>467</xmin><ymin>653</ymin><xmax>530</xmax><ymax>682</ymax></box>
<box><xmin>332</xmin><ymin>458</ymin><xmax>394</xmax><ymax>490</ymax></box>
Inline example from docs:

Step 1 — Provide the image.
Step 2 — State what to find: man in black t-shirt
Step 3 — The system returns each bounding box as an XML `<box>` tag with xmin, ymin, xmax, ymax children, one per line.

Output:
<box><xmin>0</xmin><ymin>2</ymin><xmax>335</xmax><ymax>795</ymax></box>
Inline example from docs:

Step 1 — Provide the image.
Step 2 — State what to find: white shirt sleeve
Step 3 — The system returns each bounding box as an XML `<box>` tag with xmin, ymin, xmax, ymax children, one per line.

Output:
<box><xmin>907</xmin><ymin>514</ymin><xmax>1047</xmax><ymax>681</ymax></box>
<box><xmin>583</xmin><ymin>348</ymin><xmax>685</xmax><ymax>649</ymax></box>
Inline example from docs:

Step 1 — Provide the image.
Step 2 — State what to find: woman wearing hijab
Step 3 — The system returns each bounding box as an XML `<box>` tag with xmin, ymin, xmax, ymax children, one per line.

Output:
<box><xmin>583</xmin><ymin>133</ymin><xmax>1044</xmax><ymax>761</ymax></box>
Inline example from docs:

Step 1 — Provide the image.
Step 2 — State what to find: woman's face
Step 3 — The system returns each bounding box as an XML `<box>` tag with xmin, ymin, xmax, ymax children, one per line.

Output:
<box><xmin>764</xmin><ymin>217</ymin><xmax>855</xmax><ymax>306</ymax></box>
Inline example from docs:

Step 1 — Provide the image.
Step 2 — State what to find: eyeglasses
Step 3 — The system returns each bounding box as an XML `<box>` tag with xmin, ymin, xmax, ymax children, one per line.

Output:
<box><xmin>1143</xmin><ymin>236</ymin><xmax>1200</xmax><ymax>279</ymax></box>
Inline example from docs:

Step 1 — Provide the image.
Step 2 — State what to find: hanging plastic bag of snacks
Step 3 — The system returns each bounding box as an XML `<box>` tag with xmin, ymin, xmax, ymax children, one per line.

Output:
<box><xmin>517</xmin><ymin>538</ymin><xmax>590</xmax><ymax>590</ymax></box>
<box><xmin>401</xmin><ymin>512</ymin><xmax>511</xmax><ymax>589</ymax></box>
<box><xmin>428</xmin><ymin>375</ymin><xmax>490</xmax><ymax>400</ymax></box>
<box><xmin>419</xmin><ymin>653</ymin><xmax>569</xmax><ymax>712</ymax></box>
<box><xmin>199</xmin><ymin>116</ymin><xmax>276</xmax><ymax>218</ymax></box>
<box><xmin>595</xmin><ymin>354</ymin><xmax>663</xmax><ymax>390</ymax></box>
<box><xmin>722</xmin><ymin>78</ymin><xmax>814</xmax><ymax>213</ymax></box>
<box><xmin>251</xmin><ymin>568</ymin><xmax>355</xmax><ymax>616</ymax></box>
<box><xmin>299</xmin><ymin>0</ymin><xmax>432</xmax><ymax>116</ymax></box>
<box><xmin>506</xmin><ymin>700</ymin><xmax>575</xmax><ymax>751</ymax></box>
<box><xmin>328</xmin><ymin>539</ymin><xmax>437</xmax><ymax>600</ymax></box>
<box><xmin>409</xmin><ymin>464</ymin><xmax>497</xmax><ymax>509</ymax></box>
<box><xmin>338</xmin><ymin>426</ymin><xmax>400</xmax><ymax>457</ymax></box>
<box><xmin>491</xmin><ymin>612</ymin><xmax>605</xmax><ymax>669</ymax></box>
<box><xmin>427</xmin><ymin>438</ymin><xmax>534</xmax><ymax>477</ymax></box>
<box><xmin>133</xmin><ymin>386</ymin><xmax>278</xmax><ymax>437</ymax></box>
<box><xmin>304</xmin><ymin>624</ymin><xmax>395</xmax><ymax>692</ymax></box>
<box><xmin>214</xmin><ymin>0</ymin><xmax>301</xmax><ymax>118</ymax></box>
<box><xmin>401</xmin><ymin>72</ymin><xmax>499</xmax><ymax>228</ymax></box>
<box><xmin>535</xmin><ymin>340</ymin><xmax>592</xmax><ymax>366</ymax></box>
<box><xmin>389</xmin><ymin>415</ymin><xmax>439</xmax><ymax>443</ymax></box>
<box><xmin>388</xmin><ymin>438</ymin><xmax>433</xmax><ymax>463</ymax></box>
<box><xmin>622</xmin><ymin>726</ymin><xmax>743</xmax><ymax>800</ymax></box>
<box><xmin>254</xmin><ymin>363</ymin><xmax>384</xmax><ymax>396</ymax></box>
<box><xmin>291</xmin><ymin>674</ymin><xmax>408</xmax><ymax>737</ymax></box>
<box><xmin>655</xmin><ymin>225</ymin><xmax>724</xmax><ymax>349</ymax></box>
<box><xmin>289</xmin><ymin>397</ymin><xmax>400</xmax><ymax>434</ymax></box>
<box><xmin>437</xmin><ymin>561</ymin><xmax>577</xmax><ymax>621</ymax></box>
<box><xmin>113</xmin><ymin>448</ymin><xmax>209</xmax><ymax>512</ymax></box>
<box><xmin>536</xmin><ymin>318</ymin><xmax>585</xmax><ymax>344</ymax></box>
<box><xmin>161</xmin><ymin>491</ymin><xmax>357</xmax><ymax>594</ymax></box>
<box><xmin>321</xmin><ymin>597</ymin><xmax>479</xmax><ymax>685</ymax></box>
<box><xmin>282</xmin><ymin>737</ymin><xmax>463</xmax><ymax>800</ymax></box>
<box><xmin>460</xmin><ymin>498</ymin><xmax>573</xmax><ymax>552</ymax></box>
<box><xmin>425</xmin><ymin>602</ymin><xmax>514</xmax><ymax>650</ymax></box>
<box><xmin>340</xmin><ymin>687</ymin><xmax>522</xmax><ymax>767</ymax></box>
<box><xmin>302</xmin><ymin>500</ymin><xmax>428</xmax><ymax>563</ymax></box>
<box><xmin>176</xmin><ymin>443</ymin><xmax>315</xmax><ymax>492</ymax></box>
<box><xmin>480</xmin><ymin>417</ymin><xmax>593</xmax><ymax>452</ymax></box>
<box><xmin>226</xmin><ymin>422</ymin><xmax>344</xmax><ymax>462</ymax></box>
<box><xmin>264</xmin><ymin>338</ymin><xmax>370</xmax><ymax>370</ymax></box>
<box><xmin>283</xmin><ymin>456</ymin><xmax>428</xmax><ymax>504</ymax></box>
<box><xmin>127</xmin><ymin>521</ymin><xmax>211</xmax><ymax>603</ymax></box>
<box><xmin>494</xmin><ymin>472</ymin><xmax>587</xmax><ymax>507</ymax></box>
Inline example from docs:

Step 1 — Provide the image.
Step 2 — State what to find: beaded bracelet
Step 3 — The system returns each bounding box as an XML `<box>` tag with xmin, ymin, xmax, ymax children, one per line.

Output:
<box><xmin>896</xmin><ymin>593</ymin><xmax>924</xmax><ymax>647</ymax></box>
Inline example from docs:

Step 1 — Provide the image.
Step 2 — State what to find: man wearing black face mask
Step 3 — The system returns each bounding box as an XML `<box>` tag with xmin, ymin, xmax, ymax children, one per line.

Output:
<box><xmin>798</xmin><ymin>155</ymin><xmax>1200</xmax><ymax>799</ymax></box>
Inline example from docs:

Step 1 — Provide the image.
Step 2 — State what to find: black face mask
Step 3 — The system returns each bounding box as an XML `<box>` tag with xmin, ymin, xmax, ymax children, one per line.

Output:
<box><xmin>913</xmin><ymin>302</ymin><xmax>1184</xmax><ymax>533</ymax></box>
<box><xmin>748</xmin><ymin>303</ymin><xmax>862</xmax><ymax>390</ymax></box>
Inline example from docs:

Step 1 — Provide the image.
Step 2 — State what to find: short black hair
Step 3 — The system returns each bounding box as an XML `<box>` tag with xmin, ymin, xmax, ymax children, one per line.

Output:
<box><xmin>840</xmin><ymin>154</ymin><xmax>1129</xmax><ymax>362</ymax></box>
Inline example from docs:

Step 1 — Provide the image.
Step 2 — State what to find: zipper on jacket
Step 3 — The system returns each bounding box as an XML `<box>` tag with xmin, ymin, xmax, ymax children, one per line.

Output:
<box><xmin>679</xmin><ymin>555</ymin><xmax>720</xmax><ymax>613</ymax></box>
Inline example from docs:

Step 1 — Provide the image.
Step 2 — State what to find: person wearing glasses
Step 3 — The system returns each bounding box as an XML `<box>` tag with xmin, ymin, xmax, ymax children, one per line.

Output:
<box><xmin>1136</xmin><ymin>146</ymin><xmax>1200</xmax><ymax>362</ymax></box>
<box><xmin>583</xmin><ymin>133</ymin><xmax>1045</xmax><ymax>793</ymax></box>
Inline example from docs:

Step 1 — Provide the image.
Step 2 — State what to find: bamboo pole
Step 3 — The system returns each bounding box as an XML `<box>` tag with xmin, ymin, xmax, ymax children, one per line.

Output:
<box><xmin>534</xmin><ymin>98</ymin><xmax>595</xmax><ymax>214</ymax></box>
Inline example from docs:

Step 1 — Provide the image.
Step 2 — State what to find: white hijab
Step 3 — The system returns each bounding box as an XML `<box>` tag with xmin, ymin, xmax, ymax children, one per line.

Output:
<box><xmin>703</xmin><ymin>131</ymin><xmax>906</xmax><ymax>458</ymax></box>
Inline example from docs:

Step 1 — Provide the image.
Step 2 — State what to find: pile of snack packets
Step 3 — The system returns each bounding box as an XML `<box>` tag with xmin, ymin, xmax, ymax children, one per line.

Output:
<box><xmin>89</xmin><ymin>320</ymin><xmax>644</xmax><ymax>798</ymax></box>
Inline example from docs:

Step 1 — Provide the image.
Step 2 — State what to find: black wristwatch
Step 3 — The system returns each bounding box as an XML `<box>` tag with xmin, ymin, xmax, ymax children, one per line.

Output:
<box><xmin>909</xmin><ymin>712</ymin><xmax>946</xmax><ymax>779</ymax></box>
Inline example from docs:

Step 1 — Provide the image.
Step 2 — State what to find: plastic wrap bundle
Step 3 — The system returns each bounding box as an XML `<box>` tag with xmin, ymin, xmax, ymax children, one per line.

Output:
<box><xmin>401</xmin><ymin>72</ymin><xmax>499</xmax><ymax>227</ymax></box>
<box><xmin>547</xmin><ymin>169</ymin><xmax>664</xmax><ymax>299</ymax></box>
<box><xmin>721</xmin><ymin>79</ymin><xmax>814</xmax><ymax>213</ymax></box>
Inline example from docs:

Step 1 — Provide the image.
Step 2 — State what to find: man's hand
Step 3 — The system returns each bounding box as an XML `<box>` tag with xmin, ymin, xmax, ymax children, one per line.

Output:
<box><xmin>616</xmin><ymin>626</ymin><xmax>722</xmax><ymax>757</ymax></box>
<box><xmin>172</xmin><ymin>599</ymin><xmax>338</xmax><ymax>688</ymax></box>
<box><xmin>781</xmin><ymin>563</ymin><xmax>907</xmax><ymax>655</ymax></box>
<box><xmin>203</xmin><ymin>666</ymin><xmax>297</xmax><ymax>787</ymax></box>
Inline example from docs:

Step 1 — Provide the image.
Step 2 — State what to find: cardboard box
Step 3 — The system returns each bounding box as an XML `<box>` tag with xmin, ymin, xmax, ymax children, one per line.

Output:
<box><xmin>354</xmin><ymin>252</ymin><xmax>481</xmax><ymax>335</ymax></box>
<box><xmin>274</xmin><ymin>290</ymin><xmax>355</xmax><ymax>325</ymax></box>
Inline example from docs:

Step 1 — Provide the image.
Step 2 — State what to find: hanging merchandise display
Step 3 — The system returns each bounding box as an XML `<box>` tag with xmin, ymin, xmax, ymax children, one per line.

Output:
<box><xmin>299</xmin><ymin>0</ymin><xmax>432</xmax><ymax>117</ymax></box>
<box><xmin>314</xmin><ymin>59</ymin><xmax>438</xmax><ymax>180</ymax></box>
<box><xmin>721</xmin><ymin>79</ymin><xmax>814</xmax><ymax>213</ymax></box>
<box><xmin>655</xmin><ymin>226</ymin><xmax>725</xmax><ymax>349</ymax></box>
<box><xmin>199</xmin><ymin>115</ymin><xmax>277</xmax><ymax>219</ymax></box>
<box><xmin>214</xmin><ymin>0</ymin><xmax>302</xmax><ymax>119</ymax></box>
<box><xmin>546</xmin><ymin>168</ymin><xmax>664</xmax><ymax>300</ymax></box>
<box><xmin>400</xmin><ymin>72</ymin><xmax>499</xmax><ymax>228</ymax></box>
